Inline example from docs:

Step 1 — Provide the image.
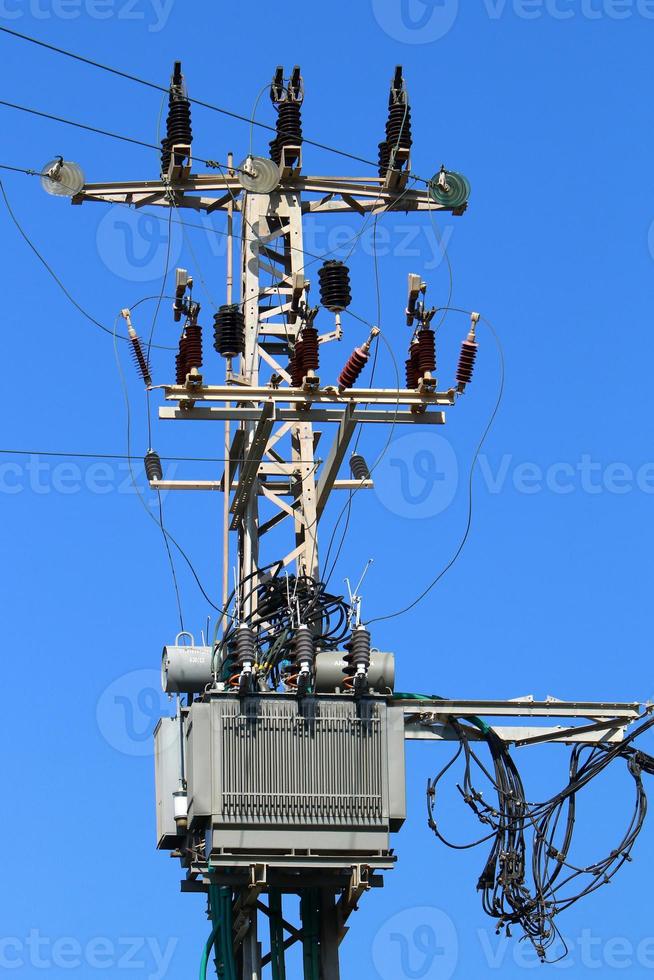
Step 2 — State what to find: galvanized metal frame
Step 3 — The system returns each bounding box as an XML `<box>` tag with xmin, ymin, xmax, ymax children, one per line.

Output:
<box><xmin>76</xmin><ymin>150</ymin><xmax>645</xmax><ymax>979</ymax></box>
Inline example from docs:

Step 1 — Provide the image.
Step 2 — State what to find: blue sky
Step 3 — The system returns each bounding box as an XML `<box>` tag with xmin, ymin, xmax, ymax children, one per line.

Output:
<box><xmin>2</xmin><ymin>1</ymin><xmax>654</xmax><ymax>977</ymax></box>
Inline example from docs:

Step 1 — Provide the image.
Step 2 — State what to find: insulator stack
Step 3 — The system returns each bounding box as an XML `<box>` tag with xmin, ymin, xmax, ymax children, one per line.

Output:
<box><xmin>293</xmin><ymin>625</ymin><xmax>315</xmax><ymax>695</ymax></box>
<box><xmin>293</xmin><ymin>626</ymin><xmax>315</xmax><ymax>671</ymax></box>
<box><xmin>417</xmin><ymin>327</ymin><xmax>436</xmax><ymax>375</ymax></box>
<box><xmin>213</xmin><ymin>304</ymin><xmax>245</xmax><ymax>358</ymax></box>
<box><xmin>289</xmin><ymin>341</ymin><xmax>305</xmax><ymax>386</ymax></box>
<box><xmin>318</xmin><ymin>261</ymin><xmax>352</xmax><ymax>313</ymax></box>
<box><xmin>128</xmin><ymin>333</ymin><xmax>151</xmax><ymax>387</ymax></box>
<box><xmin>378</xmin><ymin>66</ymin><xmax>412</xmax><ymax>177</ymax></box>
<box><xmin>176</xmin><ymin>333</ymin><xmax>188</xmax><ymax>384</ymax></box>
<box><xmin>300</xmin><ymin>327</ymin><xmax>319</xmax><ymax>373</ymax></box>
<box><xmin>385</xmin><ymin>100</ymin><xmax>412</xmax><ymax>151</ymax></box>
<box><xmin>378</xmin><ymin>140</ymin><xmax>391</xmax><ymax>179</ymax></box>
<box><xmin>183</xmin><ymin>323</ymin><xmax>203</xmax><ymax>373</ymax></box>
<box><xmin>268</xmin><ymin>136</ymin><xmax>280</xmax><ymax>164</ymax></box>
<box><xmin>338</xmin><ymin>346</ymin><xmax>368</xmax><ymax>390</ymax></box>
<box><xmin>344</xmin><ymin>626</ymin><xmax>371</xmax><ymax>691</ymax></box>
<box><xmin>270</xmin><ymin>100</ymin><xmax>303</xmax><ymax>164</ymax></box>
<box><xmin>350</xmin><ymin>454</ymin><xmax>371</xmax><ymax>481</ymax></box>
<box><xmin>161</xmin><ymin>62</ymin><xmax>192</xmax><ymax>176</ymax></box>
<box><xmin>235</xmin><ymin>624</ymin><xmax>256</xmax><ymax>670</ymax></box>
<box><xmin>405</xmin><ymin>341</ymin><xmax>420</xmax><ymax>389</ymax></box>
<box><xmin>456</xmin><ymin>333</ymin><xmax>479</xmax><ymax>390</ymax></box>
<box><xmin>144</xmin><ymin>449</ymin><xmax>163</xmax><ymax>483</ymax></box>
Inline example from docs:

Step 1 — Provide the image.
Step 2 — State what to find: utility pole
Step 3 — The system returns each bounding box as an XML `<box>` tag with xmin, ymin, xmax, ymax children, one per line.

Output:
<box><xmin>64</xmin><ymin>62</ymin><xmax>649</xmax><ymax>978</ymax></box>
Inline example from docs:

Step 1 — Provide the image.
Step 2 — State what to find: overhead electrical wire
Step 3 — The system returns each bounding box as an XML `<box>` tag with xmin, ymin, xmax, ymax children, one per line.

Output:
<box><xmin>0</xmin><ymin>98</ymin><xmax>242</xmax><ymax>175</ymax></box>
<box><xmin>0</xmin><ymin>159</ymin><xmax>426</xmax><ymax>275</ymax></box>
<box><xmin>0</xmin><ymin>448</ymin><xmax>277</xmax><ymax>463</ymax></box>
<box><xmin>0</xmin><ymin>177</ymin><xmax>177</xmax><ymax>350</ymax></box>
<box><xmin>113</xmin><ymin>312</ymin><xmax>186</xmax><ymax>629</ymax></box>
<box><xmin>366</xmin><ymin>311</ymin><xmax>505</xmax><ymax>626</ymax></box>
<box><xmin>0</xmin><ymin>25</ymin><xmax>430</xmax><ymax>180</ymax></box>
<box><xmin>0</xmin><ymin>38</ymin><xmax>477</xmax><ymax>630</ymax></box>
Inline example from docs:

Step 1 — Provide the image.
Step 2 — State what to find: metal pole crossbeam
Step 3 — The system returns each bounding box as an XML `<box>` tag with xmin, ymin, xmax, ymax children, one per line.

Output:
<box><xmin>161</xmin><ymin>383</ymin><xmax>456</xmax><ymax>406</ymax></box>
<box><xmin>159</xmin><ymin>406</ymin><xmax>446</xmax><ymax>424</ymax></box>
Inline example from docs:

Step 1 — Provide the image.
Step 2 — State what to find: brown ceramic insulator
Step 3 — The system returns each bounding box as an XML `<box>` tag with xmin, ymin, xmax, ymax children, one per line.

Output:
<box><xmin>289</xmin><ymin>341</ymin><xmax>305</xmax><ymax>386</ymax></box>
<box><xmin>129</xmin><ymin>334</ymin><xmax>151</xmax><ymax>387</ymax></box>
<box><xmin>456</xmin><ymin>338</ymin><xmax>478</xmax><ymax>387</ymax></box>
<box><xmin>176</xmin><ymin>334</ymin><xmax>188</xmax><ymax>384</ymax></box>
<box><xmin>183</xmin><ymin>323</ymin><xmax>203</xmax><ymax>373</ymax></box>
<box><xmin>417</xmin><ymin>327</ymin><xmax>436</xmax><ymax>375</ymax></box>
<box><xmin>338</xmin><ymin>346</ymin><xmax>368</xmax><ymax>389</ymax></box>
<box><xmin>300</xmin><ymin>327</ymin><xmax>319</xmax><ymax>372</ymax></box>
<box><xmin>405</xmin><ymin>349</ymin><xmax>419</xmax><ymax>389</ymax></box>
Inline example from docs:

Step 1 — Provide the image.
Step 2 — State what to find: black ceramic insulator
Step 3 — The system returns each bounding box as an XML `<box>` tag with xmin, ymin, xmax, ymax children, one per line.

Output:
<box><xmin>318</xmin><ymin>260</ymin><xmax>352</xmax><ymax>313</ymax></box>
<box><xmin>350</xmin><ymin>454</ymin><xmax>371</xmax><ymax>481</ymax></box>
<box><xmin>386</xmin><ymin>101</ymin><xmax>412</xmax><ymax>149</ymax></box>
<box><xmin>378</xmin><ymin>140</ymin><xmax>391</xmax><ymax>178</ymax></box>
<box><xmin>236</xmin><ymin>625</ymin><xmax>256</xmax><ymax>669</ymax></box>
<box><xmin>144</xmin><ymin>449</ymin><xmax>163</xmax><ymax>482</ymax></box>
<box><xmin>345</xmin><ymin>627</ymin><xmax>371</xmax><ymax>675</ymax></box>
<box><xmin>293</xmin><ymin>627</ymin><xmax>315</xmax><ymax>669</ymax></box>
<box><xmin>213</xmin><ymin>305</ymin><xmax>245</xmax><ymax>358</ymax></box>
<box><xmin>160</xmin><ymin>63</ymin><xmax>192</xmax><ymax>175</ymax></box>
<box><xmin>270</xmin><ymin>100</ymin><xmax>302</xmax><ymax>164</ymax></box>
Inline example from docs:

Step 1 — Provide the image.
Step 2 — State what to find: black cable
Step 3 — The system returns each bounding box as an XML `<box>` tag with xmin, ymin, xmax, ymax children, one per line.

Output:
<box><xmin>0</xmin><ymin>26</ymin><xmax>429</xmax><ymax>180</ymax></box>
<box><xmin>425</xmin><ymin>712</ymin><xmax>654</xmax><ymax>961</ymax></box>
<box><xmin>0</xmin><ymin>98</ymin><xmax>241</xmax><ymax>175</ymax></box>
<box><xmin>366</xmin><ymin>312</ymin><xmax>505</xmax><ymax>626</ymax></box>
<box><xmin>157</xmin><ymin>490</ymin><xmax>184</xmax><ymax>633</ymax></box>
<box><xmin>0</xmin><ymin>448</ymin><xmax>300</xmax><ymax>463</ymax></box>
<box><xmin>0</xmin><ymin>177</ymin><xmax>176</xmax><ymax>351</ymax></box>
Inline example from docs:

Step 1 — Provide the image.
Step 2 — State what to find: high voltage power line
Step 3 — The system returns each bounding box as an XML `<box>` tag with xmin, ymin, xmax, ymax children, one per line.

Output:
<box><xmin>0</xmin><ymin>25</ymin><xmax>425</xmax><ymax>178</ymax></box>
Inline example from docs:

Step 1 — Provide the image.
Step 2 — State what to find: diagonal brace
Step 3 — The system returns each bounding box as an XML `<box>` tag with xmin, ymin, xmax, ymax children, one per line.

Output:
<box><xmin>229</xmin><ymin>402</ymin><xmax>275</xmax><ymax>529</ymax></box>
<box><xmin>315</xmin><ymin>404</ymin><xmax>357</xmax><ymax>518</ymax></box>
